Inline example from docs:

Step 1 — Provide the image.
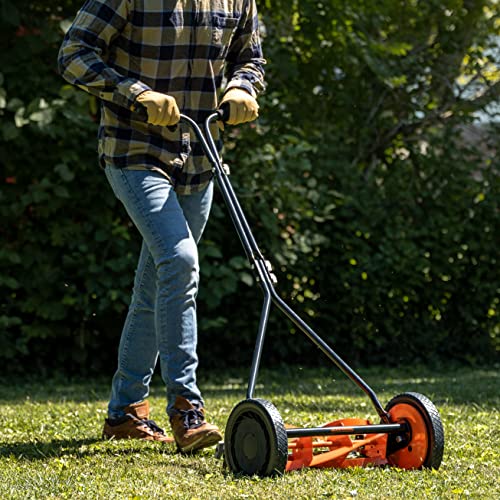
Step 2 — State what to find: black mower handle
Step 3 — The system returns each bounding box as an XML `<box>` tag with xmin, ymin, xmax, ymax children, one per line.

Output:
<box><xmin>216</xmin><ymin>103</ymin><xmax>230</xmax><ymax>123</ymax></box>
<box><xmin>132</xmin><ymin>107</ymin><xmax>393</xmax><ymax>421</ymax></box>
<box><xmin>134</xmin><ymin>101</ymin><xmax>230</xmax><ymax>126</ymax></box>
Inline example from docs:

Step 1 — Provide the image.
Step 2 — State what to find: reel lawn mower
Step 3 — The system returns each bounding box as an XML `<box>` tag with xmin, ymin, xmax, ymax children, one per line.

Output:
<box><xmin>181</xmin><ymin>111</ymin><xmax>445</xmax><ymax>477</ymax></box>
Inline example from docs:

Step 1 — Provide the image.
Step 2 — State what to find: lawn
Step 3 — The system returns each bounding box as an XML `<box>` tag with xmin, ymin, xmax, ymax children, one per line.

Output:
<box><xmin>0</xmin><ymin>365</ymin><xmax>498</xmax><ymax>499</ymax></box>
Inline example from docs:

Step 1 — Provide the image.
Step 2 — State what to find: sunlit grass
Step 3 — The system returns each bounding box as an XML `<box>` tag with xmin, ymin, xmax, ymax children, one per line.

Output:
<box><xmin>0</xmin><ymin>366</ymin><xmax>498</xmax><ymax>499</ymax></box>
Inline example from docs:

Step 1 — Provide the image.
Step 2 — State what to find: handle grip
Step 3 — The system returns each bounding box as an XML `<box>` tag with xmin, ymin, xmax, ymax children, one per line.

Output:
<box><xmin>217</xmin><ymin>103</ymin><xmax>230</xmax><ymax>123</ymax></box>
<box><xmin>136</xmin><ymin>103</ymin><xmax>227</xmax><ymax>130</ymax></box>
<box><xmin>134</xmin><ymin>102</ymin><xmax>149</xmax><ymax>122</ymax></box>
<box><xmin>134</xmin><ymin>102</ymin><xmax>177</xmax><ymax>131</ymax></box>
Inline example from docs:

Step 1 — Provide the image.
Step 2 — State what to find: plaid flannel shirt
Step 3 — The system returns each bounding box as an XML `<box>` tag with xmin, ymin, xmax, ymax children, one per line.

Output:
<box><xmin>58</xmin><ymin>0</ymin><xmax>266</xmax><ymax>194</ymax></box>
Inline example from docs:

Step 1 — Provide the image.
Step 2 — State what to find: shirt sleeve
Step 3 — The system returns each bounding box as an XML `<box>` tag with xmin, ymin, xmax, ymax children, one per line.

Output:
<box><xmin>58</xmin><ymin>0</ymin><xmax>151</xmax><ymax>110</ymax></box>
<box><xmin>224</xmin><ymin>0</ymin><xmax>266</xmax><ymax>98</ymax></box>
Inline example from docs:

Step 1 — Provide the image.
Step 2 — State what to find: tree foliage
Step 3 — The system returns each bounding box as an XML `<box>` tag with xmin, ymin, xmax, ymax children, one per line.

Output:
<box><xmin>0</xmin><ymin>0</ymin><xmax>498</xmax><ymax>373</ymax></box>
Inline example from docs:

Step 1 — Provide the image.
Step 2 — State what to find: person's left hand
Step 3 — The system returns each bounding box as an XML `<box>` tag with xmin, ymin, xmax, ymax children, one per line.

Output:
<box><xmin>219</xmin><ymin>88</ymin><xmax>259</xmax><ymax>125</ymax></box>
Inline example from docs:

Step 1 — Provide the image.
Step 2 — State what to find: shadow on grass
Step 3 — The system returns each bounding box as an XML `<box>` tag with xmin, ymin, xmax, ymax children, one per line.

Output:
<box><xmin>204</xmin><ymin>366</ymin><xmax>500</xmax><ymax>410</ymax></box>
<box><xmin>0</xmin><ymin>437</ymin><xmax>179</xmax><ymax>461</ymax></box>
<box><xmin>0</xmin><ymin>437</ymin><xmax>102</xmax><ymax>460</ymax></box>
<box><xmin>0</xmin><ymin>378</ymin><xmax>110</xmax><ymax>404</ymax></box>
<box><xmin>1</xmin><ymin>366</ymin><xmax>498</xmax><ymax>409</ymax></box>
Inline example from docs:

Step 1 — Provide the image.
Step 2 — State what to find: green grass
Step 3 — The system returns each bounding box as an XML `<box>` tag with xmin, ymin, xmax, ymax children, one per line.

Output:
<box><xmin>0</xmin><ymin>366</ymin><xmax>498</xmax><ymax>499</ymax></box>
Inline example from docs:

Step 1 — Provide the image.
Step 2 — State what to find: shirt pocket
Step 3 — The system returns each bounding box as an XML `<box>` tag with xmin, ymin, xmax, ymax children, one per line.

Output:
<box><xmin>211</xmin><ymin>15</ymin><xmax>239</xmax><ymax>59</ymax></box>
<box><xmin>196</xmin><ymin>14</ymin><xmax>240</xmax><ymax>61</ymax></box>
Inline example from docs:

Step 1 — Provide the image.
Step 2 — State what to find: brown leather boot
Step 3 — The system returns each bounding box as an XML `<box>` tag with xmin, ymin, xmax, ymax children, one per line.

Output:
<box><xmin>169</xmin><ymin>396</ymin><xmax>222</xmax><ymax>453</ymax></box>
<box><xmin>102</xmin><ymin>400</ymin><xmax>174</xmax><ymax>443</ymax></box>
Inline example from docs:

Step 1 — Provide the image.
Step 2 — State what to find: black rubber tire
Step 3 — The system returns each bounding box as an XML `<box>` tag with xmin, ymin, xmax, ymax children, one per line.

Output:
<box><xmin>224</xmin><ymin>398</ymin><xmax>288</xmax><ymax>477</ymax></box>
<box><xmin>385</xmin><ymin>392</ymin><xmax>445</xmax><ymax>470</ymax></box>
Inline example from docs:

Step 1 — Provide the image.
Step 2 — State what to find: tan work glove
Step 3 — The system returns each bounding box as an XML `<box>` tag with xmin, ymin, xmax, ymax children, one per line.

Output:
<box><xmin>136</xmin><ymin>90</ymin><xmax>180</xmax><ymax>126</ymax></box>
<box><xmin>219</xmin><ymin>88</ymin><xmax>259</xmax><ymax>125</ymax></box>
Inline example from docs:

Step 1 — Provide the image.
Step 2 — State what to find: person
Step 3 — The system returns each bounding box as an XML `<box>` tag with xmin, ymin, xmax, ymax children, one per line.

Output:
<box><xmin>58</xmin><ymin>0</ymin><xmax>265</xmax><ymax>452</ymax></box>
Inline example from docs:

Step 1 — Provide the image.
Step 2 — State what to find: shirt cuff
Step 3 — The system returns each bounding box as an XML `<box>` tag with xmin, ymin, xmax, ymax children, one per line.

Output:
<box><xmin>225</xmin><ymin>79</ymin><xmax>257</xmax><ymax>98</ymax></box>
<box><xmin>114</xmin><ymin>78</ymin><xmax>152</xmax><ymax>110</ymax></box>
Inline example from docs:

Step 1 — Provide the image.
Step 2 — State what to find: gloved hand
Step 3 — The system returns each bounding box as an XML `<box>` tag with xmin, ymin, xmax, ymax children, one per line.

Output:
<box><xmin>135</xmin><ymin>90</ymin><xmax>180</xmax><ymax>126</ymax></box>
<box><xmin>219</xmin><ymin>88</ymin><xmax>259</xmax><ymax>125</ymax></box>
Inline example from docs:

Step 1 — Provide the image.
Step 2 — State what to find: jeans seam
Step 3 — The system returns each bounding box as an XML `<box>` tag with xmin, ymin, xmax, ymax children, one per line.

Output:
<box><xmin>109</xmin><ymin>169</ymin><xmax>155</xmax><ymax>402</ymax></box>
<box><xmin>118</xmin><ymin>169</ymin><xmax>177</xmax><ymax>258</ymax></box>
<box><xmin>107</xmin><ymin>168</ymin><xmax>211</xmax><ymax>413</ymax></box>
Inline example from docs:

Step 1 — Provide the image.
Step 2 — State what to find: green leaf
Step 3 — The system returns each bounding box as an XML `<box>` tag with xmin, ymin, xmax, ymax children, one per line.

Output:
<box><xmin>1</xmin><ymin>2</ymin><xmax>20</xmax><ymax>26</ymax></box>
<box><xmin>0</xmin><ymin>276</ymin><xmax>20</xmax><ymax>289</ymax></box>
<box><xmin>0</xmin><ymin>88</ymin><xmax>6</xmax><ymax>109</ymax></box>
<box><xmin>204</xmin><ymin>245</ymin><xmax>223</xmax><ymax>258</ymax></box>
<box><xmin>240</xmin><ymin>272</ymin><xmax>254</xmax><ymax>286</ymax></box>
<box><xmin>55</xmin><ymin>163</ymin><xmax>75</xmax><ymax>182</ymax></box>
<box><xmin>2</xmin><ymin>122</ymin><xmax>20</xmax><ymax>141</ymax></box>
<box><xmin>53</xmin><ymin>185</ymin><xmax>70</xmax><ymax>198</ymax></box>
<box><xmin>14</xmin><ymin>107</ymin><xmax>29</xmax><ymax>127</ymax></box>
<box><xmin>7</xmin><ymin>98</ymin><xmax>23</xmax><ymax>112</ymax></box>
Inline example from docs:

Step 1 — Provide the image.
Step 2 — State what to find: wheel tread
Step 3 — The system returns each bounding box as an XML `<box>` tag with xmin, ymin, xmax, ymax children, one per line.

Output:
<box><xmin>386</xmin><ymin>391</ymin><xmax>444</xmax><ymax>469</ymax></box>
<box><xmin>224</xmin><ymin>398</ymin><xmax>288</xmax><ymax>476</ymax></box>
<box><xmin>254</xmin><ymin>398</ymin><xmax>288</xmax><ymax>473</ymax></box>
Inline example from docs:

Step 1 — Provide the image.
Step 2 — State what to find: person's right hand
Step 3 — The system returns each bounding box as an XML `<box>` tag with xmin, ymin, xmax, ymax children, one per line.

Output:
<box><xmin>136</xmin><ymin>91</ymin><xmax>180</xmax><ymax>126</ymax></box>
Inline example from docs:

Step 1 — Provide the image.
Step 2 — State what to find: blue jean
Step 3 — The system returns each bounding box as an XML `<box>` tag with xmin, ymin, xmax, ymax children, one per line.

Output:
<box><xmin>104</xmin><ymin>166</ymin><xmax>214</xmax><ymax>418</ymax></box>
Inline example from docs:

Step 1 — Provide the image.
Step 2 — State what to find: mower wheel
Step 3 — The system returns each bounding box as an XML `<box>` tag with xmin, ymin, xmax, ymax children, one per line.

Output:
<box><xmin>224</xmin><ymin>398</ymin><xmax>288</xmax><ymax>477</ymax></box>
<box><xmin>385</xmin><ymin>392</ymin><xmax>444</xmax><ymax>470</ymax></box>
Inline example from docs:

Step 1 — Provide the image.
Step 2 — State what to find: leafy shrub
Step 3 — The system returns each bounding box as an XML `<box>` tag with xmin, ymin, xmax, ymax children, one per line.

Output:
<box><xmin>0</xmin><ymin>0</ymin><xmax>498</xmax><ymax>374</ymax></box>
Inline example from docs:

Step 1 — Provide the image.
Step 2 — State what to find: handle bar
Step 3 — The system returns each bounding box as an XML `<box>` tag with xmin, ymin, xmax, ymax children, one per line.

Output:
<box><xmin>216</xmin><ymin>102</ymin><xmax>231</xmax><ymax>123</ymax></box>
<box><xmin>132</xmin><ymin>100</ymin><xmax>230</xmax><ymax>180</ymax></box>
<box><xmin>177</xmin><ymin>112</ymin><xmax>391</xmax><ymax>419</ymax></box>
<box><xmin>133</xmin><ymin>100</ymin><xmax>230</xmax><ymax>130</ymax></box>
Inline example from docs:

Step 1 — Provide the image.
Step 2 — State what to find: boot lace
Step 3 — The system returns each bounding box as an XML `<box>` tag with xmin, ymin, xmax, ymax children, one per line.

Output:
<box><xmin>142</xmin><ymin>419</ymin><xmax>166</xmax><ymax>435</ymax></box>
<box><xmin>179</xmin><ymin>407</ymin><xmax>205</xmax><ymax>430</ymax></box>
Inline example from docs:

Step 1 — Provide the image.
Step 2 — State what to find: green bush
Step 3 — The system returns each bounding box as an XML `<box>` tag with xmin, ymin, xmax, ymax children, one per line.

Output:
<box><xmin>0</xmin><ymin>0</ymin><xmax>498</xmax><ymax>373</ymax></box>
